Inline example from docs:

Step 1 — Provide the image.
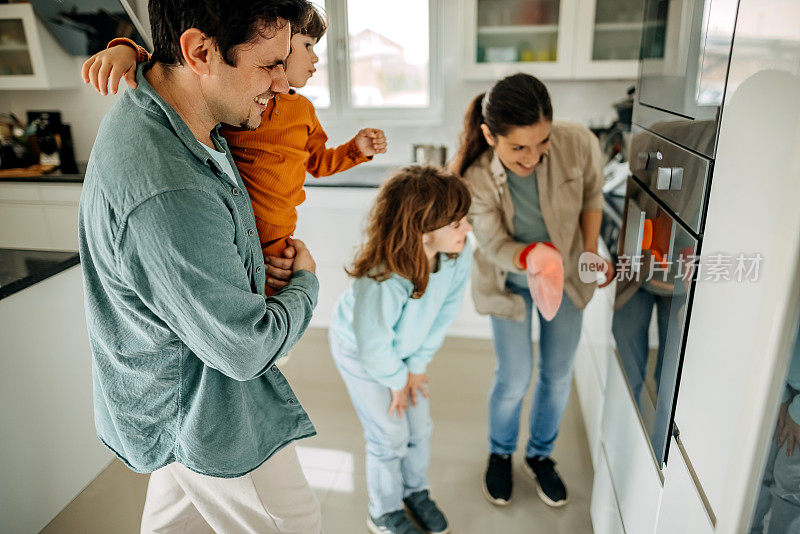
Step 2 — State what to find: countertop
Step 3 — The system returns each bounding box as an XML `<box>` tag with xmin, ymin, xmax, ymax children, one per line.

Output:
<box><xmin>0</xmin><ymin>248</ymin><xmax>80</xmax><ymax>300</ymax></box>
<box><xmin>0</xmin><ymin>163</ymin><xmax>400</xmax><ymax>188</ymax></box>
<box><xmin>304</xmin><ymin>164</ymin><xmax>398</xmax><ymax>188</ymax></box>
<box><xmin>0</xmin><ymin>163</ymin><xmax>86</xmax><ymax>184</ymax></box>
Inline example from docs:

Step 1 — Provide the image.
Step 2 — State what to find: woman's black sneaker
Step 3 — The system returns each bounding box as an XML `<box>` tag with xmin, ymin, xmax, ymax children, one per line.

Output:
<box><xmin>483</xmin><ymin>453</ymin><xmax>512</xmax><ymax>506</ymax></box>
<box><xmin>524</xmin><ymin>455</ymin><xmax>568</xmax><ymax>507</ymax></box>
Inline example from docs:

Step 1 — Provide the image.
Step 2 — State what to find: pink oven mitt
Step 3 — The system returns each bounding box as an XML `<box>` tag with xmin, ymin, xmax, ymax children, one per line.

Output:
<box><xmin>520</xmin><ymin>242</ymin><xmax>564</xmax><ymax>321</ymax></box>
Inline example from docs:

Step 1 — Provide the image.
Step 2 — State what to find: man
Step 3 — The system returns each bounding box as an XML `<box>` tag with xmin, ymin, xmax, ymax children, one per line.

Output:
<box><xmin>78</xmin><ymin>1</ymin><xmax>322</xmax><ymax>532</ymax></box>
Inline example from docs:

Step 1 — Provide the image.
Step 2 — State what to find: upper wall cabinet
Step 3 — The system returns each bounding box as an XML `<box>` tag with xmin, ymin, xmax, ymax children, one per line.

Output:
<box><xmin>459</xmin><ymin>0</ymin><xmax>643</xmax><ymax>80</ymax></box>
<box><xmin>0</xmin><ymin>4</ymin><xmax>77</xmax><ymax>90</ymax></box>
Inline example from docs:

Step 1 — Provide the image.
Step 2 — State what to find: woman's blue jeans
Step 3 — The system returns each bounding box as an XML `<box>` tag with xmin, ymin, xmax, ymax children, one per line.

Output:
<box><xmin>488</xmin><ymin>282</ymin><xmax>583</xmax><ymax>458</ymax></box>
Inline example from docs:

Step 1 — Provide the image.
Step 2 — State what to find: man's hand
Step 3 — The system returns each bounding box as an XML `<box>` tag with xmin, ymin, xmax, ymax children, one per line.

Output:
<box><xmin>81</xmin><ymin>45</ymin><xmax>139</xmax><ymax>96</ymax></box>
<box><xmin>354</xmin><ymin>128</ymin><xmax>387</xmax><ymax>157</ymax></box>
<box><xmin>778</xmin><ymin>402</ymin><xmax>800</xmax><ymax>457</ymax></box>
<box><xmin>406</xmin><ymin>373</ymin><xmax>429</xmax><ymax>407</ymax></box>
<box><xmin>388</xmin><ymin>387</ymin><xmax>409</xmax><ymax>417</ymax></box>
<box><xmin>264</xmin><ymin>245</ymin><xmax>295</xmax><ymax>291</ymax></box>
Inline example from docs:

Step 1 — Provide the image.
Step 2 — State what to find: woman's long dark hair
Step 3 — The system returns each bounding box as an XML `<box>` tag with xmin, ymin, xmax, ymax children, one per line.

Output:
<box><xmin>451</xmin><ymin>73</ymin><xmax>553</xmax><ymax>177</ymax></box>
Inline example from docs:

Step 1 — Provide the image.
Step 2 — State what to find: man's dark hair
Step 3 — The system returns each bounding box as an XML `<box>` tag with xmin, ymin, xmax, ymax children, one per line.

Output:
<box><xmin>148</xmin><ymin>0</ymin><xmax>310</xmax><ymax>67</ymax></box>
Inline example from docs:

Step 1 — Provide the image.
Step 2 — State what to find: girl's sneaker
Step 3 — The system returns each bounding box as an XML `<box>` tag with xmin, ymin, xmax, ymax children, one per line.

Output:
<box><xmin>367</xmin><ymin>510</ymin><xmax>424</xmax><ymax>534</ymax></box>
<box><xmin>403</xmin><ymin>489</ymin><xmax>450</xmax><ymax>533</ymax></box>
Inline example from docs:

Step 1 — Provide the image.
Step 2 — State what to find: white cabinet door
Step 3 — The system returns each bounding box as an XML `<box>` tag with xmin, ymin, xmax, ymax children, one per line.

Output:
<box><xmin>591</xmin><ymin>443</ymin><xmax>626</xmax><ymax>534</ymax></box>
<box><xmin>459</xmin><ymin>0</ymin><xmax>579</xmax><ymax>80</ymax></box>
<box><xmin>459</xmin><ymin>0</ymin><xmax>641</xmax><ymax>80</ymax></box>
<box><xmin>0</xmin><ymin>182</ymin><xmax>81</xmax><ymax>250</ymax></box>
<box><xmin>0</xmin><ymin>4</ymin><xmax>77</xmax><ymax>90</ymax></box>
<box><xmin>573</xmin><ymin>0</ymin><xmax>643</xmax><ymax>79</ymax></box>
<box><xmin>295</xmin><ymin>188</ymin><xmax>378</xmax><ymax>328</ymax></box>
<box><xmin>655</xmin><ymin>437</ymin><xmax>714</xmax><ymax>534</ymax></box>
<box><xmin>43</xmin><ymin>204</ymin><xmax>80</xmax><ymax>251</ymax></box>
<box><xmin>574</xmin><ymin>337</ymin><xmax>604</xmax><ymax>467</ymax></box>
<box><xmin>601</xmin><ymin>351</ymin><xmax>663</xmax><ymax>534</ymax></box>
<box><xmin>0</xmin><ymin>202</ymin><xmax>50</xmax><ymax>249</ymax></box>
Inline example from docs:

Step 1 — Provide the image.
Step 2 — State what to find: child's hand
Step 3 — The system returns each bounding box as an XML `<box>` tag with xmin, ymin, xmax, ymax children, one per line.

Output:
<box><xmin>355</xmin><ymin>128</ymin><xmax>387</xmax><ymax>157</ymax></box>
<box><xmin>406</xmin><ymin>373</ymin><xmax>429</xmax><ymax>407</ymax></box>
<box><xmin>388</xmin><ymin>387</ymin><xmax>409</xmax><ymax>417</ymax></box>
<box><xmin>81</xmin><ymin>45</ymin><xmax>139</xmax><ymax>96</ymax></box>
<box><xmin>287</xmin><ymin>237</ymin><xmax>316</xmax><ymax>274</ymax></box>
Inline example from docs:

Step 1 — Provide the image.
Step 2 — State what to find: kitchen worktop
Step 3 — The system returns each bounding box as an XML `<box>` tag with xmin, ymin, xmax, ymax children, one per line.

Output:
<box><xmin>304</xmin><ymin>164</ymin><xmax>399</xmax><ymax>188</ymax></box>
<box><xmin>0</xmin><ymin>163</ymin><xmax>86</xmax><ymax>184</ymax></box>
<box><xmin>0</xmin><ymin>163</ymin><xmax>402</xmax><ymax>187</ymax></box>
<box><xmin>0</xmin><ymin>248</ymin><xmax>80</xmax><ymax>300</ymax></box>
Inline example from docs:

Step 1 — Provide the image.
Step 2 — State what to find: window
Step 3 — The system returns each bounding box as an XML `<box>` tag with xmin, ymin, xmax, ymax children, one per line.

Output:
<box><xmin>296</xmin><ymin>0</ymin><xmax>441</xmax><ymax>122</ymax></box>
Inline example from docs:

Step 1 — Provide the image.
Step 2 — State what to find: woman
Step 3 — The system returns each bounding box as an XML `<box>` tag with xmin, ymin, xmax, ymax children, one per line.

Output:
<box><xmin>452</xmin><ymin>73</ymin><xmax>612</xmax><ymax>507</ymax></box>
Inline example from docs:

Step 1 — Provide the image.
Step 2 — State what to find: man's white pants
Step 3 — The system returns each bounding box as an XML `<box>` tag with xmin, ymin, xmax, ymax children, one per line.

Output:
<box><xmin>140</xmin><ymin>443</ymin><xmax>322</xmax><ymax>533</ymax></box>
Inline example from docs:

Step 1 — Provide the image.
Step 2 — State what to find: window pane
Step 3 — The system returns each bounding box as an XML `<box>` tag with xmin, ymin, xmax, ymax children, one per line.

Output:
<box><xmin>347</xmin><ymin>0</ymin><xmax>429</xmax><ymax>108</ymax></box>
<box><xmin>296</xmin><ymin>0</ymin><xmax>330</xmax><ymax>108</ymax></box>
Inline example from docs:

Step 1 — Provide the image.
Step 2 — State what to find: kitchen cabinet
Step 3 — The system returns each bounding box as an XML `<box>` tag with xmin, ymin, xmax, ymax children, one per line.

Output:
<box><xmin>574</xmin><ymin>0</ymin><xmax>644</xmax><ymax>79</ymax></box>
<box><xmin>1</xmin><ymin>264</ymin><xmax>112</xmax><ymax>534</ymax></box>
<box><xmin>655</xmin><ymin>437</ymin><xmax>714</xmax><ymax>534</ymax></box>
<box><xmin>459</xmin><ymin>0</ymin><xmax>642</xmax><ymax>80</ymax></box>
<box><xmin>590</xmin><ymin>443</ymin><xmax>626</xmax><ymax>534</ymax></box>
<box><xmin>0</xmin><ymin>182</ymin><xmax>81</xmax><ymax>251</ymax></box>
<box><xmin>0</xmin><ymin>4</ymin><xmax>77</xmax><ymax>90</ymax></box>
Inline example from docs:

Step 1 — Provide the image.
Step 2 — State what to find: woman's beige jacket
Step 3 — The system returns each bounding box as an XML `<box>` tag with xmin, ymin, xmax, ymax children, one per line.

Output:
<box><xmin>461</xmin><ymin>121</ymin><xmax>605</xmax><ymax>321</ymax></box>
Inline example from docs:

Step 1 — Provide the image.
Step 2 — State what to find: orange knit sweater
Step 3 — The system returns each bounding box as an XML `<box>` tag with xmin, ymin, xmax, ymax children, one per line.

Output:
<box><xmin>109</xmin><ymin>39</ymin><xmax>371</xmax><ymax>280</ymax></box>
<box><xmin>221</xmin><ymin>92</ymin><xmax>370</xmax><ymax>258</ymax></box>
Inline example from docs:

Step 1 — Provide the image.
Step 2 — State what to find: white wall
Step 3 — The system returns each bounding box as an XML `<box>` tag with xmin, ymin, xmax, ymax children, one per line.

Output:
<box><xmin>0</xmin><ymin>0</ymin><xmax>633</xmax><ymax>165</ymax></box>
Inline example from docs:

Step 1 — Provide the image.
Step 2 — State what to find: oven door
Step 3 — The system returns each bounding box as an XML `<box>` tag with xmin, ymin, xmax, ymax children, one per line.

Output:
<box><xmin>612</xmin><ymin>177</ymin><xmax>699</xmax><ymax>468</ymax></box>
<box><xmin>635</xmin><ymin>0</ymin><xmax>739</xmax><ymax>157</ymax></box>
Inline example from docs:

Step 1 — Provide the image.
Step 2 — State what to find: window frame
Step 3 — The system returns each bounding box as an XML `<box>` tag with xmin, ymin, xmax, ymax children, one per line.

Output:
<box><xmin>308</xmin><ymin>0</ymin><xmax>443</xmax><ymax>125</ymax></box>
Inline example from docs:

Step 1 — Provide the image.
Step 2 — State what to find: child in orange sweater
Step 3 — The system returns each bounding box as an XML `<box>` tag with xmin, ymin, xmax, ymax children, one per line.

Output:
<box><xmin>82</xmin><ymin>6</ymin><xmax>387</xmax><ymax>294</ymax></box>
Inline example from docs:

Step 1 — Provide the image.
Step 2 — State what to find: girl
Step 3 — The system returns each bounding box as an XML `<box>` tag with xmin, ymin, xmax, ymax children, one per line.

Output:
<box><xmin>452</xmin><ymin>73</ymin><xmax>612</xmax><ymax>507</ymax></box>
<box><xmin>329</xmin><ymin>165</ymin><xmax>473</xmax><ymax>534</ymax></box>
<box><xmin>80</xmin><ymin>5</ymin><xmax>387</xmax><ymax>294</ymax></box>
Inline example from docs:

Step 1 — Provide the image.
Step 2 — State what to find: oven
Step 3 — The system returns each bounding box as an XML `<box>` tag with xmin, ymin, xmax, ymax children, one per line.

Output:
<box><xmin>635</xmin><ymin>0</ymin><xmax>739</xmax><ymax>158</ymax></box>
<box><xmin>611</xmin><ymin>121</ymin><xmax>714</xmax><ymax>468</ymax></box>
<box><xmin>613</xmin><ymin>173</ymin><xmax>699</xmax><ymax>467</ymax></box>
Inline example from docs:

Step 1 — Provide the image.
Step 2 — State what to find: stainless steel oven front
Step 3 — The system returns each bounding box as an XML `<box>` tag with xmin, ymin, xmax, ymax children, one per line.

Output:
<box><xmin>613</xmin><ymin>175</ymin><xmax>699</xmax><ymax>467</ymax></box>
<box><xmin>635</xmin><ymin>0</ymin><xmax>739</xmax><ymax>158</ymax></box>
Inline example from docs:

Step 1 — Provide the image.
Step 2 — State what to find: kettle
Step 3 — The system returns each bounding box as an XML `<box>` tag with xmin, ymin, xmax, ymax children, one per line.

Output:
<box><xmin>412</xmin><ymin>144</ymin><xmax>447</xmax><ymax>166</ymax></box>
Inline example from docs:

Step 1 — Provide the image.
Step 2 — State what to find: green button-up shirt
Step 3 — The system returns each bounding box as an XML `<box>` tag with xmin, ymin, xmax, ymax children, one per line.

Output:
<box><xmin>79</xmin><ymin>65</ymin><xmax>317</xmax><ymax>478</ymax></box>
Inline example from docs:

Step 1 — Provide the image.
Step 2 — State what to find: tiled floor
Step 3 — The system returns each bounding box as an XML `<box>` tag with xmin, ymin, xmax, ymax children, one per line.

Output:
<box><xmin>41</xmin><ymin>329</ymin><xmax>594</xmax><ymax>533</ymax></box>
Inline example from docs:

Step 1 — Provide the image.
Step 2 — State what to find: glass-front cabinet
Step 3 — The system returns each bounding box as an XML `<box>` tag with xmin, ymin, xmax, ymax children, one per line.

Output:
<box><xmin>0</xmin><ymin>4</ymin><xmax>75</xmax><ymax>90</ymax></box>
<box><xmin>574</xmin><ymin>0</ymin><xmax>644</xmax><ymax>78</ymax></box>
<box><xmin>0</xmin><ymin>17</ymin><xmax>34</xmax><ymax>77</ymax></box>
<box><xmin>460</xmin><ymin>0</ymin><xmax>643</xmax><ymax>80</ymax></box>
